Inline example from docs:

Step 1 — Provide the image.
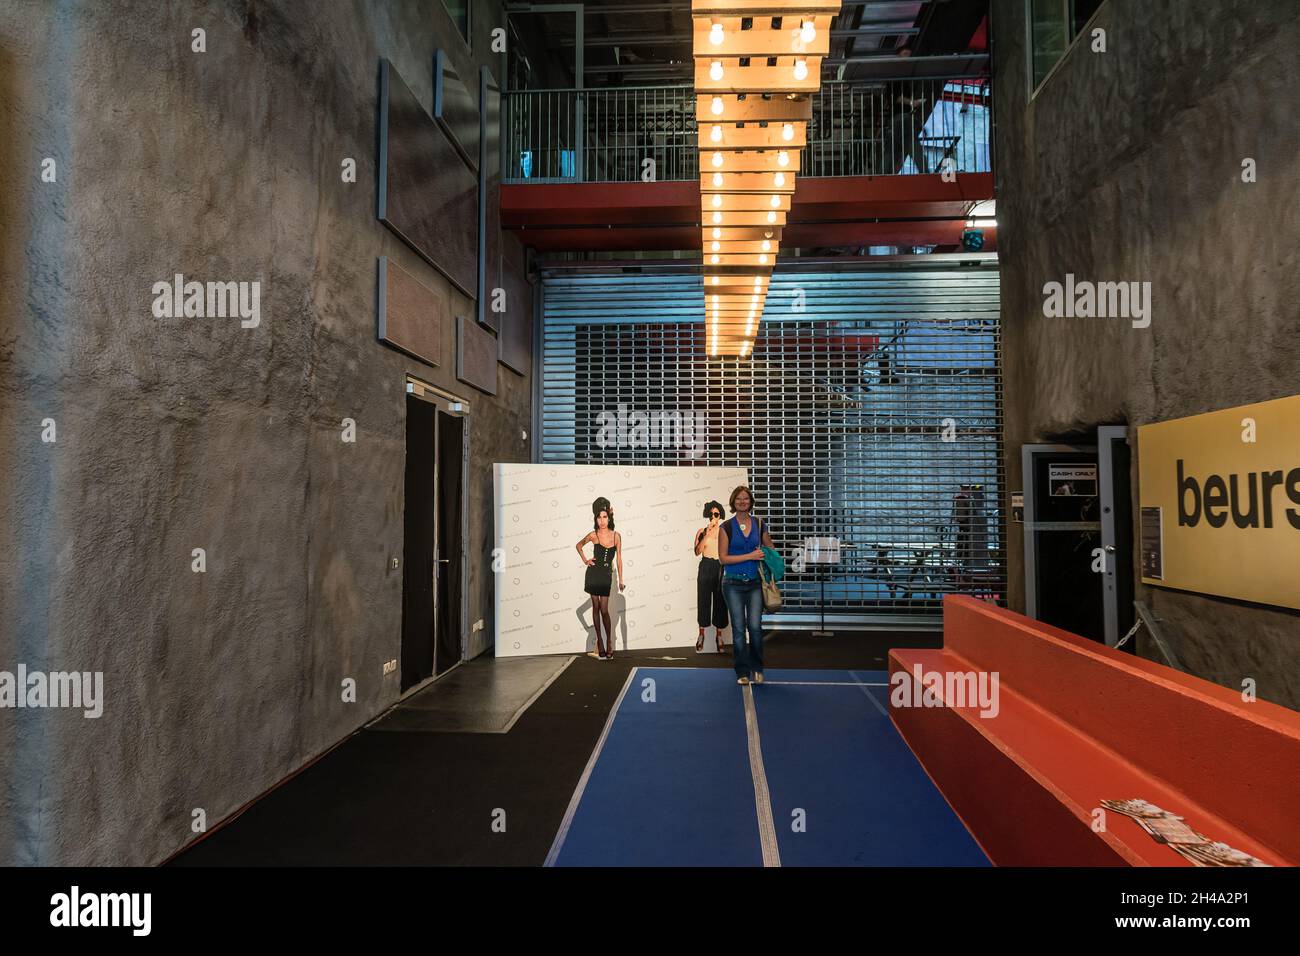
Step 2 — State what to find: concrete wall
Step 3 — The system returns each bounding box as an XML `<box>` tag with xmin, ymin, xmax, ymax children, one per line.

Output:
<box><xmin>0</xmin><ymin>0</ymin><xmax>531</xmax><ymax>865</ymax></box>
<box><xmin>993</xmin><ymin>0</ymin><xmax>1300</xmax><ymax>708</ymax></box>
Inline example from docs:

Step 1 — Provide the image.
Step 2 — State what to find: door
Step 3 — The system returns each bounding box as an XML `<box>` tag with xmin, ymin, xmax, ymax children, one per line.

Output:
<box><xmin>1022</xmin><ymin>443</ymin><xmax>1104</xmax><ymax>640</ymax></box>
<box><xmin>1098</xmin><ymin>425</ymin><xmax>1135</xmax><ymax>649</ymax></box>
<box><xmin>402</xmin><ymin>394</ymin><xmax>438</xmax><ymax>690</ymax></box>
<box><xmin>434</xmin><ymin>409</ymin><xmax>465</xmax><ymax>674</ymax></box>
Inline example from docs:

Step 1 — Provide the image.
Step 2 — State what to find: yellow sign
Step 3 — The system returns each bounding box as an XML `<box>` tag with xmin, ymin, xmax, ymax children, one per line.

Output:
<box><xmin>1138</xmin><ymin>395</ymin><xmax>1300</xmax><ymax>610</ymax></box>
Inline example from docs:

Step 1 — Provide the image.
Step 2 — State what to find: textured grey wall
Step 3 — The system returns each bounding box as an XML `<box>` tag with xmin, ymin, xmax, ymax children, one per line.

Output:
<box><xmin>0</xmin><ymin>0</ymin><xmax>530</xmax><ymax>864</ymax></box>
<box><xmin>993</xmin><ymin>0</ymin><xmax>1300</xmax><ymax>708</ymax></box>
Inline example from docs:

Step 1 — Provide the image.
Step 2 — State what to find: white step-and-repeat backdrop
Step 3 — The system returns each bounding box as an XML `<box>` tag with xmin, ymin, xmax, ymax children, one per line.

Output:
<box><xmin>494</xmin><ymin>463</ymin><xmax>749</xmax><ymax>657</ymax></box>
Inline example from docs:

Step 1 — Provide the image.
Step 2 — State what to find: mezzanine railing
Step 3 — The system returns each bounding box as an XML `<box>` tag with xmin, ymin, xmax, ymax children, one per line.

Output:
<box><xmin>504</xmin><ymin>77</ymin><xmax>991</xmax><ymax>183</ymax></box>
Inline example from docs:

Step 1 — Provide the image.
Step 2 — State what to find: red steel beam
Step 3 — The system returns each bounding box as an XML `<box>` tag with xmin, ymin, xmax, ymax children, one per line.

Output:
<box><xmin>501</xmin><ymin>173</ymin><xmax>995</xmax><ymax>252</ymax></box>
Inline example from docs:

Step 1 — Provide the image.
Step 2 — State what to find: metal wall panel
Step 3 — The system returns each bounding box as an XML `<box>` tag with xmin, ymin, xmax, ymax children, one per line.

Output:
<box><xmin>379</xmin><ymin>58</ymin><xmax>479</xmax><ymax>297</ymax></box>
<box><xmin>539</xmin><ymin>265</ymin><xmax>1005</xmax><ymax>622</ymax></box>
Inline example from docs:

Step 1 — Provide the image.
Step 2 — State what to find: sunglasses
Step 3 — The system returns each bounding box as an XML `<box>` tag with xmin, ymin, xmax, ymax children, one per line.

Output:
<box><xmin>709</xmin><ymin>510</ymin><xmax>722</xmax><ymax>517</ymax></box>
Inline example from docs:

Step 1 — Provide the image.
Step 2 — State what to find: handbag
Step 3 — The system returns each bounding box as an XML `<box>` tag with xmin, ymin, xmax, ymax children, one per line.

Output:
<box><xmin>757</xmin><ymin>561</ymin><xmax>782</xmax><ymax>611</ymax></box>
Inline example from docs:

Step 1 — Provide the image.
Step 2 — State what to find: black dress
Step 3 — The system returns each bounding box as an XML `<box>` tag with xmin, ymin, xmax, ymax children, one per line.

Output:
<box><xmin>585</xmin><ymin>541</ymin><xmax>616</xmax><ymax>596</ymax></box>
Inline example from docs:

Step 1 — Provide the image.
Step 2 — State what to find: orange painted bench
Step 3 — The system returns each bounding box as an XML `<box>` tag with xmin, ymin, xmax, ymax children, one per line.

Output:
<box><xmin>888</xmin><ymin>595</ymin><xmax>1300</xmax><ymax>866</ymax></box>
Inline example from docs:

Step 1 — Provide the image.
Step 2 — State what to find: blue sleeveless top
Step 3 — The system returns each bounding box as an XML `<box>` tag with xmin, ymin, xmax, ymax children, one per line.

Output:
<box><xmin>724</xmin><ymin>515</ymin><xmax>762</xmax><ymax>579</ymax></box>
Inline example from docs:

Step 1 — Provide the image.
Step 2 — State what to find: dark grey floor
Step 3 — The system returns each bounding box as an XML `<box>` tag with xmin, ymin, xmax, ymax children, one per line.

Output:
<box><xmin>170</xmin><ymin>630</ymin><xmax>941</xmax><ymax>865</ymax></box>
<box><xmin>368</xmin><ymin>654</ymin><xmax>575</xmax><ymax>733</ymax></box>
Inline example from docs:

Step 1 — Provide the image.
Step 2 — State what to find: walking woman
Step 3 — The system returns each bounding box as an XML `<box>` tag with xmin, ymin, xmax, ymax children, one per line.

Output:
<box><xmin>693</xmin><ymin>500</ymin><xmax>730</xmax><ymax>653</ymax></box>
<box><xmin>576</xmin><ymin>506</ymin><xmax>624</xmax><ymax>660</ymax></box>
<box><xmin>718</xmin><ymin>485</ymin><xmax>776</xmax><ymax>685</ymax></box>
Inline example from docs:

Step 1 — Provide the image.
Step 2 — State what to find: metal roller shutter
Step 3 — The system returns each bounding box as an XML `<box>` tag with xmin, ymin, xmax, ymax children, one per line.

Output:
<box><xmin>539</xmin><ymin>262</ymin><xmax>1005</xmax><ymax>624</ymax></box>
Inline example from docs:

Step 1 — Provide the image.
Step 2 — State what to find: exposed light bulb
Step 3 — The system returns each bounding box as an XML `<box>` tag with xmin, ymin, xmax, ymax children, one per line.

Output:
<box><xmin>709</xmin><ymin>60</ymin><xmax>723</xmax><ymax>81</ymax></box>
<box><xmin>770</xmin><ymin>194</ymin><xmax>780</xmax><ymax>208</ymax></box>
<box><xmin>711</xmin><ymin>241</ymin><xmax>720</xmax><ymax>252</ymax></box>
<box><xmin>712</xmin><ymin>227</ymin><xmax>721</xmax><ymax>239</ymax></box>
<box><xmin>712</xmin><ymin>276</ymin><xmax>720</xmax><ymax>285</ymax></box>
<box><xmin>712</xmin><ymin>172</ymin><xmax>723</xmax><ymax>187</ymax></box>
<box><xmin>709</xmin><ymin>21</ymin><xmax>724</xmax><ymax>45</ymax></box>
<box><xmin>778</xmin><ymin>151</ymin><xmax>789</xmax><ymax>167</ymax></box>
<box><xmin>712</xmin><ymin>211</ymin><xmax>722</xmax><ymax>223</ymax></box>
<box><xmin>753</xmin><ymin>276</ymin><xmax>762</xmax><ymax>286</ymax></box>
<box><xmin>712</xmin><ymin>151</ymin><xmax>723</xmax><ymax>167</ymax></box>
<box><xmin>712</xmin><ymin>194</ymin><xmax>722</xmax><ymax>207</ymax></box>
<box><xmin>766</xmin><ymin>210</ymin><xmax>776</xmax><ymax>223</ymax></box>
<box><xmin>711</xmin><ymin>124</ymin><xmax>722</xmax><ymax>142</ymax></box>
<box><xmin>793</xmin><ymin>59</ymin><xmax>808</xmax><ymax>81</ymax></box>
<box><xmin>782</xmin><ymin>123</ymin><xmax>794</xmax><ymax>141</ymax></box>
<box><xmin>760</xmin><ymin>253</ymin><xmax>768</xmax><ymax>264</ymax></box>
<box><xmin>711</xmin><ymin>96</ymin><xmax>724</xmax><ymax>115</ymax></box>
<box><xmin>711</xmin><ymin>254</ymin><xmax>719</xmax><ymax>263</ymax></box>
<box><xmin>761</xmin><ymin>240</ymin><xmax>771</xmax><ymax>251</ymax></box>
<box><xmin>801</xmin><ymin>20</ymin><xmax>815</xmax><ymax>43</ymax></box>
<box><xmin>774</xmin><ymin>172</ymin><xmax>786</xmax><ymax>187</ymax></box>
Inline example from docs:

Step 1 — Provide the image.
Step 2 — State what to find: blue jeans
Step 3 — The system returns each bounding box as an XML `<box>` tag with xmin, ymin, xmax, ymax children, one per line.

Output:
<box><xmin>722</xmin><ymin>576</ymin><xmax>764</xmax><ymax>678</ymax></box>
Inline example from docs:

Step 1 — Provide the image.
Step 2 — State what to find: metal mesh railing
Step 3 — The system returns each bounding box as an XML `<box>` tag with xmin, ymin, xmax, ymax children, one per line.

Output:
<box><xmin>538</xmin><ymin>266</ymin><xmax>1006</xmax><ymax>623</ymax></box>
<box><xmin>503</xmin><ymin>78</ymin><xmax>991</xmax><ymax>183</ymax></box>
<box><xmin>805</xmin><ymin>78</ymin><xmax>991</xmax><ymax>177</ymax></box>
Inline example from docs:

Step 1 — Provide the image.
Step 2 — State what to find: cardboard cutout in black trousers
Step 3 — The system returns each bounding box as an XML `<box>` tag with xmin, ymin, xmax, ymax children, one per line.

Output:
<box><xmin>697</xmin><ymin>557</ymin><xmax>729</xmax><ymax>629</ymax></box>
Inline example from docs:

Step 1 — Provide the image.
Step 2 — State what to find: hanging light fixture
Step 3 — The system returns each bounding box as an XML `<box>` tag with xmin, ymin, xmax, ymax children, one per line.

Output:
<box><xmin>694</xmin><ymin>0</ymin><xmax>840</xmax><ymax>356</ymax></box>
